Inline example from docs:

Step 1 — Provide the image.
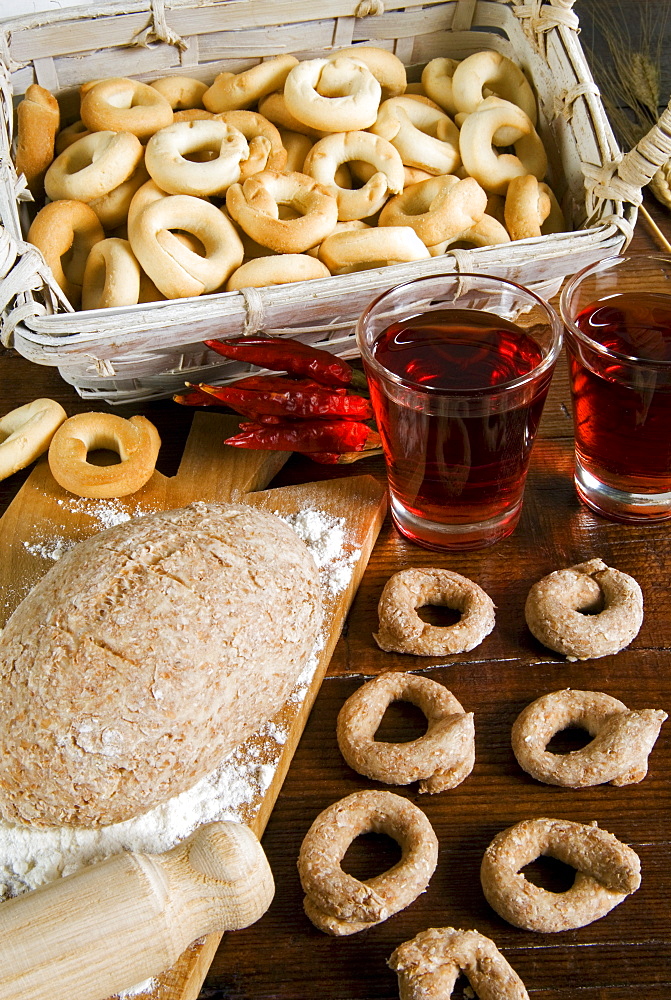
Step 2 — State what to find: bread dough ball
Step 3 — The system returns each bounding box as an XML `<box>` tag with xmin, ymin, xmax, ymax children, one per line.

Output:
<box><xmin>0</xmin><ymin>502</ymin><xmax>323</xmax><ymax>827</ymax></box>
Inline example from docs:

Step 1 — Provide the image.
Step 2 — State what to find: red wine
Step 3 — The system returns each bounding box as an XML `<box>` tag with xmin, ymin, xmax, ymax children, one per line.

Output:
<box><xmin>569</xmin><ymin>292</ymin><xmax>671</xmax><ymax>493</ymax></box>
<box><xmin>366</xmin><ymin>308</ymin><xmax>551</xmax><ymax>531</ymax></box>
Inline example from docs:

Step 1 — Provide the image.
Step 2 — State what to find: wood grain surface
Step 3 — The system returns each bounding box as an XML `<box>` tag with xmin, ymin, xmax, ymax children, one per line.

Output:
<box><xmin>0</xmin><ymin>196</ymin><xmax>670</xmax><ymax>999</ymax></box>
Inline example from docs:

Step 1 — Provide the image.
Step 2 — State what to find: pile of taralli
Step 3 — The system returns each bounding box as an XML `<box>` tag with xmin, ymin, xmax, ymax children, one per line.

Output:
<box><xmin>295</xmin><ymin>561</ymin><xmax>666</xmax><ymax>997</ymax></box>
<box><xmin>17</xmin><ymin>47</ymin><xmax>565</xmax><ymax>309</ymax></box>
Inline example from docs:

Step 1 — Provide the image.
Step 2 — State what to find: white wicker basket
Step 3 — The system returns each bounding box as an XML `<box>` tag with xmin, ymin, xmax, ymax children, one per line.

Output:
<box><xmin>1</xmin><ymin>0</ymin><xmax>669</xmax><ymax>403</ymax></box>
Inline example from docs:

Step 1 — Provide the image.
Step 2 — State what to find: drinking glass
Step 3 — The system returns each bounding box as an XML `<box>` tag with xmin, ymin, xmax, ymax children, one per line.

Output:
<box><xmin>356</xmin><ymin>272</ymin><xmax>563</xmax><ymax>550</ymax></box>
<box><xmin>560</xmin><ymin>253</ymin><xmax>671</xmax><ymax>523</ymax></box>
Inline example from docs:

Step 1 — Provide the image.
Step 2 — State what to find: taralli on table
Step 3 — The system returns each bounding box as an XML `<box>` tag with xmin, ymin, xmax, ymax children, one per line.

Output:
<box><xmin>524</xmin><ymin>558</ymin><xmax>644</xmax><ymax>660</ymax></box>
<box><xmin>374</xmin><ymin>568</ymin><xmax>496</xmax><ymax>656</ymax></box>
<box><xmin>303</xmin><ymin>130</ymin><xmax>404</xmax><ymax>221</ymax></box>
<box><xmin>336</xmin><ymin>671</ymin><xmax>475</xmax><ymax>792</ymax></box>
<box><xmin>317</xmin><ymin>225</ymin><xmax>430</xmax><ymax>274</ymax></box>
<box><xmin>203</xmin><ymin>55</ymin><xmax>299</xmax><ymax>113</ymax></box>
<box><xmin>44</xmin><ymin>130</ymin><xmax>144</xmax><ymax>203</ymax></box>
<box><xmin>511</xmin><ymin>689</ymin><xmax>667</xmax><ymax>787</ymax></box>
<box><xmin>225</xmin><ymin>170</ymin><xmax>338</xmax><ymax>253</ymax></box>
<box><xmin>225</xmin><ymin>254</ymin><xmax>330</xmax><ymax>290</ymax></box>
<box><xmin>144</xmin><ymin>119</ymin><xmax>249</xmax><ymax>196</ymax></box>
<box><xmin>80</xmin><ymin>77</ymin><xmax>174</xmax><ymax>141</ymax></box>
<box><xmin>15</xmin><ymin>83</ymin><xmax>60</xmax><ymax>199</ymax></box>
<box><xmin>0</xmin><ymin>399</ymin><xmax>67</xmax><ymax>482</ymax></box>
<box><xmin>389</xmin><ymin>926</ymin><xmax>530</xmax><ymax>1000</ymax></box>
<box><xmin>283</xmin><ymin>57</ymin><xmax>382</xmax><ymax>133</ymax></box>
<box><xmin>379</xmin><ymin>174</ymin><xmax>487</xmax><ymax>246</ymax></box>
<box><xmin>48</xmin><ymin>412</ymin><xmax>161</xmax><ymax>498</ymax></box>
<box><xmin>82</xmin><ymin>237</ymin><xmax>142</xmax><ymax>310</ymax></box>
<box><xmin>480</xmin><ymin>817</ymin><xmax>641</xmax><ymax>932</ymax></box>
<box><xmin>27</xmin><ymin>199</ymin><xmax>104</xmax><ymax>307</ymax></box>
<box><xmin>128</xmin><ymin>191</ymin><xmax>244</xmax><ymax>298</ymax></box>
<box><xmin>459</xmin><ymin>96</ymin><xmax>547</xmax><ymax>195</ymax></box>
<box><xmin>298</xmin><ymin>789</ymin><xmax>438</xmax><ymax>935</ymax></box>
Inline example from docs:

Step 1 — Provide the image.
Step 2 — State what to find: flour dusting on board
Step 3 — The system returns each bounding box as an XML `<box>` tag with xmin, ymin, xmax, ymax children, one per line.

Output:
<box><xmin>0</xmin><ymin>506</ymin><xmax>360</xmax><ymax>900</ymax></box>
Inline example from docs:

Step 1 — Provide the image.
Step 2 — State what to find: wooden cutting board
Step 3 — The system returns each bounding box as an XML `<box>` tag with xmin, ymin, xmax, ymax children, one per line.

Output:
<box><xmin>0</xmin><ymin>411</ymin><xmax>387</xmax><ymax>1000</ymax></box>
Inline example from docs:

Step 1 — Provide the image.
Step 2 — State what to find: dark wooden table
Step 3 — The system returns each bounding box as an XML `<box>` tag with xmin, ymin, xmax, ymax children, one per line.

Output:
<box><xmin>1</xmin><ymin>198</ymin><xmax>670</xmax><ymax>1000</ymax></box>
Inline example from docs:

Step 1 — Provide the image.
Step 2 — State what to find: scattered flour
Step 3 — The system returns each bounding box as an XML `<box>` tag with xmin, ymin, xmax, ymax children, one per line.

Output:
<box><xmin>0</xmin><ymin>506</ymin><xmax>358</xmax><ymax>904</ymax></box>
<box><xmin>22</xmin><ymin>498</ymin><xmax>159</xmax><ymax>564</ymax></box>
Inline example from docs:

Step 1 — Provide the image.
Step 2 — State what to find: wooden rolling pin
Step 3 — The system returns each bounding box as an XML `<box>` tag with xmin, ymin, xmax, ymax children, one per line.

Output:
<box><xmin>0</xmin><ymin>820</ymin><xmax>275</xmax><ymax>1000</ymax></box>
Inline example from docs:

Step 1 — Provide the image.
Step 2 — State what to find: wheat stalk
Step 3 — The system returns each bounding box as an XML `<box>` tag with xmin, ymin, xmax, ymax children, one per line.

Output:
<box><xmin>581</xmin><ymin>0</ymin><xmax>671</xmax><ymax>210</ymax></box>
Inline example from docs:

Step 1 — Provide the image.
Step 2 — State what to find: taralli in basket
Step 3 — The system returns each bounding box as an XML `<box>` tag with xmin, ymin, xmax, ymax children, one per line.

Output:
<box><xmin>82</xmin><ymin>237</ymin><xmax>142</xmax><ymax>310</ymax></box>
<box><xmin>278</xmin><ymin>128</ymin><xmax>313</xmax><ymax>172</ymax></box>
<box><xmin>144</xmin><ymin>119</ymin><xmax>249</xmax><ymax>196</ymax></box>
<box><xmin>459</xmin><ymin>97</ymin><xmax>547</xmax><ymax>195</ymax></box>
<box><xmin>370</xmin><ymin>97</ymin><xmax>461</xmax><ymax>175</ymax></box>
<box><xmin>48</xmin><ymin>412</ymin><xmax>161</xmax><ymax>498</ymax></box>
<box><xmin>336</xmin><ymin>671</ymin><xmax>475</xmax><ymax>793</ymax></box>
<box><xmin>0</xmin><ymin>399</ymin><xmax>67</xmax><ymax>482</ymax></box>
<box><xmin>317</xmin><ymin>225</ymin><xmax>430</xmax><ymax>274</ymax></box>
<box><xmin>225</xmin><ymin>169</ymin><xmax>338</xmax><ymax>253</ymax></box>
<box><xmin>378</xmin><ymin>175</ymin><xmax>487</xmax><ymax>246</ymax></box>
<box><xmin>225</xmin><ymin>254</ymin><xmax>330</xmax><ymax>290</ymax></box>
<box><xmin>149</xmin><ymin>75</ymin><xmax>208</xmax><ymax>110</ymax></box>
<box><xmin>303</xmin><ymin>130</ymin><xmax>404</xmax><ymax>220</ymax></box>
<box><xmin>217</xmin><ymin>110</ymin><xmax>288</xmax><ymax>178</ymax></box>
<box><xmin>389</xmin><ymin>926</ymin><xmax>530</xmax><ymax>1000</ymax></box>
<box><xmin>27</xmin><ymin>199</ymin><xmax>104</xmax><ymax>307</ymax></box>
<box><xmin>15</xmin><ymin>83</ymin><xmax>60</xmax><ymax>199</ymax></box>
<box><xmin>203</xmin><ymin>55</ymin><xmax>299</xmax><ymax>113</ymax></box>
<box><xmin>524</xmin><ymin>558</ymin><xmax>644</xmax><ymax>660</ymax></box>
<box><xmin>451</xmin><ymin>50</ymin><xmax>537</xmax><ymax>126</ymax></box>
<box><xmin>54</xmin><ymin>119</ymin><xmax>91</xmax><ymax>155</ymax></box>
<box><xmin>44</xmin><ymin>130</ymin><xmax>144</xmax><ymax>203</ymax></box>
<box><xmin>258</xmin><ymin>92</ymin><xmax>326</xmax><ymax>138</ymax></box>
<box><xmin>87</xmin><ymin>162</ymin><xmax>150</xmax><ymax>230</ymax></box>
<box><xmin>283</xmin><ymin>57</ymin><xmax>382</xmax><ymax>133</ymax></box>
<box><xmin>128</xmin><ymin>192</ymin><xmax>244</xmax><ymax>298</ymax></box>
<box><xmin>420</xmin><ymin>57</ymin><xmax>460</xmax><ymax>116</ymax></box>
<box><xmin>374</xmin><ymin>568</ymin><xmax>495</xmax><ymax>656</ymax></box>
<box><xmin>429</xmin><ymin>212</ymin><xmax>510</xmax><ymax>254</ymax></box>
<box><xmin>480</xmin><ymin>817</ymin><xmax>641</xmax><ymax>932</ymax></box>
<box><xmin>298</xmin><ymin>789</ymin><xmax>438</xmax><ymax>935</ymax></box>
<box><xmin>504</xmin><ymin>174</ymin><xmax>553</xmax><ymax>240</ymax></box>
<box><xmin>327</xmin><ymin>45</ymin><xmax>407</xmax><ymax>100</ymax></box>
<box><xmin>80</xmin><ymin>77</ymin><xmax>174</xmax><ymax>141</ymax></box>
<box><xmin>511</xmin><ymin>689</ymin><xmax>668</xmax><ymax>788</ymax></box>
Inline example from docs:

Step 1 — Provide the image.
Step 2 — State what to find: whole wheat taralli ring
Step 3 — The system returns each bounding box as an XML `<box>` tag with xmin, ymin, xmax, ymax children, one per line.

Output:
<box><xmin>298</xmin><ymin>789</ymin><xmax>438</xmax><ymax>936</ymax></box>
<box><xmin>48</xmin><ymin>412</ymin><xmax>161</xmax><ymax>499</ymax></box>
<box><xmin>0</xmin><ymin>399</ymin><xmax>67</xmax><ymax>482</ymax></box>
<box><xmin>374</xmin><ymin>568</ymin><xmax>495</xmax><ymax>656</ymax></box>
<box><xmin>480</xmin><ymin>817</ymin><xmax>641</xmax><ymax>932</ymax></box>
<box><xmin>389</xmin><ymin>926</ymin><xmax>530</xmax><ymax>1000</ymax></box>
<box><xmin>511</xmin><ymin>688</ymin><xmax>667</xmax><ymax>788</ymax></box>
<box><xmin>524</xmin><ymin>558</ymin><xmax>644</xmax><ymax>660</ymax></box>
<box><xmin>337</xmin><ymin>671</ymin><xmax>475</xmax><ymax>793</ymax></box>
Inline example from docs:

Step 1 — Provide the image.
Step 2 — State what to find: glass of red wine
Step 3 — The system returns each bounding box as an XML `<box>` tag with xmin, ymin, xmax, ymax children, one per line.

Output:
<box><xmin>356</xmin><ymin>272</ymin><xmax>562</xmax><ymax>551</ymax></box>
<box><xmin>560</xmin><ymin>253</ymin><xmax>671</xmax><ymax>523</ymax></box>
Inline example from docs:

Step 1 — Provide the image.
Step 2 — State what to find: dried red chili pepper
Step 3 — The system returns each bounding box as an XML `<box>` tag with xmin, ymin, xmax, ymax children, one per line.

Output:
<box><xmin>225</xmin><ymin>419</ymin><xmax>380</xmax><ymax>454</ymax></box>
<box><xmin>192</xmin><ymin>381</ymin><xmax>373</xmax><ymax>421</ymax></box>
<box><xmin>203</xmin><ymin>336</ymin><xmax>369</xmax><ymax>391</ymax></box>
<box><xmin>173</xmin><ymin>387</ymin><xmax>219</xmax><ymax>407</ymax></box>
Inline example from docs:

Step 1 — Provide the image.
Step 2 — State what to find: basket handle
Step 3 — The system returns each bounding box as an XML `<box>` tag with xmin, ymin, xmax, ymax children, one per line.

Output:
<box><xmin>615</xmin><ymin>98</ymin><xmax>671</xmax><ymax>200</ymax></box>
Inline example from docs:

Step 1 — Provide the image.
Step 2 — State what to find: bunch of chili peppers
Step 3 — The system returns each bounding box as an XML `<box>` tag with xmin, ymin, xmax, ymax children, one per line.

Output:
<box><xmin>174</xmin><ymin>336</ymin><xmax>382</xmax><ymax>464</ymax></box>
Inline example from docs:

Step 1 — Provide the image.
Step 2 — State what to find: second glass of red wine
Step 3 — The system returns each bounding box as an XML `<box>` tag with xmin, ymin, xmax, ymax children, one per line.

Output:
<box><xmin>560</xmin><ymin>253</ymin><xmax>671</xmax><ymax>523</ymax></box>
<box><xmin>356</xmin><ymin>273</ymin><xmax>563</xmax><ymax>551</ymax></box>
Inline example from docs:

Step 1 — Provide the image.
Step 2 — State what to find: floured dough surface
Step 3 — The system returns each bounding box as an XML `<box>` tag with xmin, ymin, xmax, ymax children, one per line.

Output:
<box><xmin>0</xmin><ymin>501</ymin><xmax>323</xmax><ymax>827</ymax></box>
